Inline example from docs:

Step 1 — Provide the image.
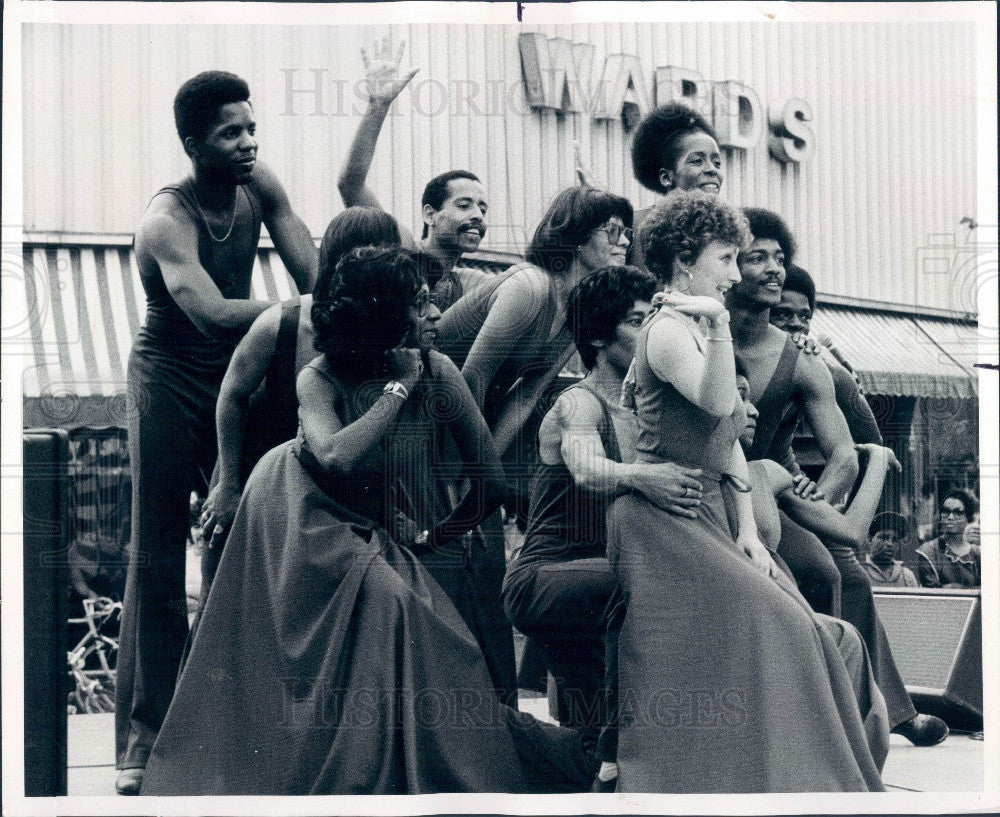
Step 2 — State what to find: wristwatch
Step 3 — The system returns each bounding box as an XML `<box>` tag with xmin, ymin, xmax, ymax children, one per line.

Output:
<box><xmin>383</xmin><ymin>380</ymin><xmax>409</xmax><ymax>400</ymax></box>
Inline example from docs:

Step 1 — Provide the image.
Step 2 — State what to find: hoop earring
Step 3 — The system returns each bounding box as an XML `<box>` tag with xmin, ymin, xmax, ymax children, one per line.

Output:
<box><xmin>676</xmin><ymin>269</ymin><xmax>693</xmax><ymax>292</ymax></box>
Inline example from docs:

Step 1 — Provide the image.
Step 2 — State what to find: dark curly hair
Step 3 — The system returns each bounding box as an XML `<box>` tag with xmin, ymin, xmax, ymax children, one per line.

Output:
<box><xmin>641</xmin><ymin>190</ymin><xmax>751</xmax><ymax>286</ymax></box>
<box><xmin>174</xmin><ymin>71</ymin><xmax>251</xmax><ymax>144</ymax></box>
<box><xmin>315</xmin><ymin>207</ymin><xmax>402</xmax><ymax>297</ymax></box>
<box><xmin>421</xmin><ymin>170</ymin><xmax>481</xmax><ymax>239</ymax></box>
<box><xmin>940</xmin><ymin>489</ymin><xmax>978</xmax><ymax>522</ymax></box>
<box><xmin>782</xmin><ymin>263</ymin><xmax>816</xmax><ymax>313</ymax></box>
<box><xmin>631</xmin><ymin>102</ymin><xmax>718</xmax><ymax>194</ymax></box>
<box><xmin>568</xmin><ymin>266</ymin><xmax>657</xmax><ymax>370</ymax></box>
<box><xmin>742</xmin><ymin>207</ymin><xmax>797</xmax><ymax>264</ymax></box>
<box><xmin>526</xmin><ymin>186</ymin><xmax>633</xmax><ymax>276</ymax></box>
<box><xmin>311</xmin><ymin>247</ymin><xmax>424</xmax><ymax>378</ymax></box>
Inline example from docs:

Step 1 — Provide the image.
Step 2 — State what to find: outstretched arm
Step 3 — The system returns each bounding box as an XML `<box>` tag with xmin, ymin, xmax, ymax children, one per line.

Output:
<box><xmin>796</xmin><ymin>354</ymin><xmax>859</xmax><ymax>501</ymax></box>
<box><xmin>773</xmin><ymin>444</ymin><xmax>898</xmax><ymax>548</ymax></box>
<box><xmin>551</xmin><ymin>388</ymin><xmax>703</xmax><ymax>517</ymax></box>
<box><xmin>460</xmin><ymin>268</ymin><xmax>548</xmax><ymax>409</ymax></box>
<box><xmin>430</xmin><ymin>357</ymin><xmax>508</xmax><ymax>548</ymax></box>
<box><xmin>337</xmin><ymin>37</ymin><xmax>419</xmax><ymax>210</ymax></box>
<box><xmin>139</xmin><ymin>202</ymin><xmax>271</xmax><ymax>341</ymax></box>
<box><xmin>201</xmin><ymin>304</ymin><xmax>283</xmax><ymax>542</ymax></box>
<box><xmin>256</xmin><ymin>162</ymin><xmax>318</xmax><ymax>295</ymax></box>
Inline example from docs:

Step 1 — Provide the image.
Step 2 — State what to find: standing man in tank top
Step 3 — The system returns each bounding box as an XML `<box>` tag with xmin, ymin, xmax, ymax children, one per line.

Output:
<box><xmin>116</xmin><ymin>71</ymin><xmax>318</xmax><ymax>795</ymax></box>
<box><xmin>727</xmin><ymin>207</ymin><xmax>948</xmax><ymax>748</ymax></box>
<box><xmin>337</xmin><ymin>37</ymin><xmax>491</xmax><ymax>311</ymax></box>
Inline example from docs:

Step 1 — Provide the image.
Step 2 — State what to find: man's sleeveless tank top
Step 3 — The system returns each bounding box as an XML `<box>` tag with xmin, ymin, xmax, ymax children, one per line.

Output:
<box><xmin>632</xmin><ymin>308</ymin><xmax>744</xmax><ymax>477</ymax></box>
<box><xmin>136</xmin><ymin>177</ymin><xmax>263</xmax><ymax>366</ymax></box>
<box><xmin>736</xmin><ymin>332</ymin><xmax>800</xmax><ymax>462</ymax></box>
<box><xmin>517</xmin><ymin>381</ymin><xmax>624</xmax><ymax>566</ymax></box>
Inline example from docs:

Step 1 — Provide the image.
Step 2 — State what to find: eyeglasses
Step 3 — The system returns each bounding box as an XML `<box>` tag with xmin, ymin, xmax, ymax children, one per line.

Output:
<box><xmin>596</xmin><ymin>223</ymin><xmax>633</xmax><ymax>245</ymax></box>
<box><xmin>940</xmin><ymin>508</ymin><xmax>966</xmax><ymax>517</ymax></box>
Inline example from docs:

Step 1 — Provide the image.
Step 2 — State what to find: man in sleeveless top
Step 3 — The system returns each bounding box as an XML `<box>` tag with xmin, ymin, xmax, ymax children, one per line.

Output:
<box><xmin>337</xmin><ymin>38</ymin><xmax>490</xmax><ymax>311</ymax></box>
<box><xmin>504</xmin><ymin>266</ymin><xmax>704</xmax><ymax>790</ymax></box>
<box><xmin>728</xmin><ymin>208</ymin><xmax>947</xmax><ymax>747</ymax></box>
<box><xmin>767</xmin><ymin>263</ymin><xmax>883</xmax><ymax>475</ymax></box>
<box><xmin>116</xmin><ymin>71</ymin><xmax>318</xmax><ymax>794</ymax></box>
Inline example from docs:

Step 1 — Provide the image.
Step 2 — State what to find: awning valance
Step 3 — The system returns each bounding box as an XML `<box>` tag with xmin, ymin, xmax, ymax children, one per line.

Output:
<box><xmin>19</xmin><ymin>242</ymin><xmax>299</xmax><ymax>427</ymax></box>
<box><xmin>18</xmin><ymin>240</ymin><xmax>980</xmax><ymax>427</ymax></box>
<box><xmin>810</xmin><ymin>306</ymin><xmax>979</xmax><ymax>400</ymax></box>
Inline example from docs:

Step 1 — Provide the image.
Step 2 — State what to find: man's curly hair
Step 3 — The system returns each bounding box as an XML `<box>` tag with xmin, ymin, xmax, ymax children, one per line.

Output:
<box><xmin>641</xmin><ymin>190</ymin><xmax>751</xmax><ymax>285</ymax></box>
<box><xmin>311</xmin><ymin>246</ymin><xmax>424</xmax><ymax>378</ymax></box>
<box><xmin>631</xmin><ymin>102</ymin><xmax>718</xmax><ymax>194</ymax></box>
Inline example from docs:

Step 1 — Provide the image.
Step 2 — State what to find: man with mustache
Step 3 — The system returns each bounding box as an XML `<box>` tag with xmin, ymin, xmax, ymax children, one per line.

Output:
<box><xmin>338</xmin><ymin>37</ymin><xmax>490</xmax><ymax>310</ymax></box>
<box><xmin>116</xmin><ymin>70</ymin><xmax>317</xmax><ymax>794</ymax></box>
<box><xmin>728</xmin><ymin>208</ymin><xmax>948</xmax><ymax>748</ymax></box>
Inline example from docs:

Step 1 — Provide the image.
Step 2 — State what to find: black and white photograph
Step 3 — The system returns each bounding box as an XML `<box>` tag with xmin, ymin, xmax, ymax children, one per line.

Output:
<box><xmin>2</xmin><ymin>1</ymin><xmax>997</xmax><ymax>813</ymax></box>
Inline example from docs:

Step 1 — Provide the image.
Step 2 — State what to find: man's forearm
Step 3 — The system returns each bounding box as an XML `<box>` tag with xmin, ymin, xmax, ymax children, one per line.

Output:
<box><xmin>816</xmin><ymin>444</ymin><xmax>860</xmax><ymax>502</ymax></box>
<box><xmin>215</xmin><ymin>390</ymin><xmax>250</xmax><ymax>491</ymax></box>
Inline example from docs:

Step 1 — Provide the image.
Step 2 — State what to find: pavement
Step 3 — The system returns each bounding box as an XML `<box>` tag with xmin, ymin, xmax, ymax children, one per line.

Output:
<box><xmin>69</xmin><ymin>708</ymin><xmax>983</xmax><ymax>795</ymax></box>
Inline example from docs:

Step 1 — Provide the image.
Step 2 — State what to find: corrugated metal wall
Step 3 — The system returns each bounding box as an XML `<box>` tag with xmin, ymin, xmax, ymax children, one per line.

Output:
<box><xmin>22</xmin><ymin>22</ymin><xmax>977</xmax><ymax>311</ymax></box>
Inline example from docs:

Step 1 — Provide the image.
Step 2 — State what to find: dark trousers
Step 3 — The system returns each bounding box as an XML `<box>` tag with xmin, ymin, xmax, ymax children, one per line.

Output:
<box><xmin>504</xmin><ymin>556</ymin><xmax>619</xmax><ymax>761</ymax></box>
<box><xmin>777</xmin><ymin>512</ymin><xmax>916</xmax><ymax>727</ymax></box>
<box><xmin>116</xmin><ymin>348</ymin><xmax>220</xmax><ymax>769</ymax></box>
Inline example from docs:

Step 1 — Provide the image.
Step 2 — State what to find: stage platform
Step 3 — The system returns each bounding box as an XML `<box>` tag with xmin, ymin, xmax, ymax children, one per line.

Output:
<box><xmin>67</xmin><ymin>707</ymin><xmax>983</xmax><ymax>795</ymax></box>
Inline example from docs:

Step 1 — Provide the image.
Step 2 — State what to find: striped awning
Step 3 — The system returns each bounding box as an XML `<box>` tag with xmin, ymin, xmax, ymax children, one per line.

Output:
<box><xmin>18</xmin><ymin>239</ymin><xmax>981</xmax><ymax>426</ymax></box>
<box><xmin>810</xmin><ymin>305</ymin><xmax>979</xmax><ymax>400</ymax></box>
<box><xmin>20</xmin><ymin>240</ymin><xmax>300</xmax><ymax>427</ymax></box>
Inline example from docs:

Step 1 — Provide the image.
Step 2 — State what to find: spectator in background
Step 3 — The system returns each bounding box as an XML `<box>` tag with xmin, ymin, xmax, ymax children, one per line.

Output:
<box><xmin>916</xmin><ymin>490</ymin><xmax>981</xmax><ymax>588</ymax></box>
<box><xmin>862</xmin><ymin>512</ymin><xmax>918</xmax><ymax>588</ymax></box>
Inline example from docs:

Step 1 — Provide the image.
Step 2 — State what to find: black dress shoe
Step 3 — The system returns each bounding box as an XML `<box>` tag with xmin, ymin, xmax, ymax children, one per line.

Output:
<box><xmin>590</xmin><ymin>775</ymin><xmax>618</xmax><ymax>793</ymax></box>
<box><xmin>892</xmin><ymin>714</ymin><xmax>949</xmax><ymax>746</ymax></box>
<box><xmin>115</xmin><ymin>768</ymin><xmax>144</xmax><ymax>795</ymax></box>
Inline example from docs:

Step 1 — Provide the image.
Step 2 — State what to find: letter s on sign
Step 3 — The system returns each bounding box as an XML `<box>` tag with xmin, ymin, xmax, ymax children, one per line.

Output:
<box><xmin>769</xmin><ymin>98</ymin><xmax>815</xmax><ymax>164</ymax></box>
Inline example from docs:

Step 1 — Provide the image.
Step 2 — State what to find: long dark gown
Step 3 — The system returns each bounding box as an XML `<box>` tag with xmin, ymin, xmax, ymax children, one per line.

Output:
<box><xmin>606</xmin><ymin>307</ymin><xmax>885</xmax><ymax>793</ymax></box>
<box><xmin>140</xmin><ymin>352</ymin><xmax>596</xmax><ymax>794</ymax></box>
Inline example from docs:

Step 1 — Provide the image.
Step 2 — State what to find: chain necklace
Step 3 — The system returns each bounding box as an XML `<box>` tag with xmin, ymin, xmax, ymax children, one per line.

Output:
<box><xmin>191</xmin><ymin>183</ymin><xmax>239</xmax><ymax>243</ymax></box>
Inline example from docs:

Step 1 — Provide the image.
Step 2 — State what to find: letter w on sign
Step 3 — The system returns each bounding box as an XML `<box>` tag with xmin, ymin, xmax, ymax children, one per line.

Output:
<box><xmin>518</xmin><ymin>33</ymin><xmax>595</xmax><ymax>113</ymax></box>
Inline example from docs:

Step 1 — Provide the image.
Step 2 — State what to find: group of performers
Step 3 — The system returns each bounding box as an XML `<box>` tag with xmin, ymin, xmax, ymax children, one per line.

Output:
<box><xmin>114</xmin><ymin>44</ymin><xmax>951</xmax><ymax>796</ymax></box>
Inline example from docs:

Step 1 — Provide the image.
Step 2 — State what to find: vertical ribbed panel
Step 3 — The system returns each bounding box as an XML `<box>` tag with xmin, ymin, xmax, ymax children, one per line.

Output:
<box><xmin>22</xmin><ymin>22</ymin><xmax>977</xmax><ymax>311</ymax></box>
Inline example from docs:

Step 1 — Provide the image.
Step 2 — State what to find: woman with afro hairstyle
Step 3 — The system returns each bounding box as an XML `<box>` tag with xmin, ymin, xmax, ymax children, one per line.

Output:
<box><xmin>607</xmin><ymin>190</ymin><xmax>886</xmax><ymax>792</ymax></box>
<box><xmin>141</xmin><ymin>246</ymin><xmax>599</xmax><ymax>795</ymax></box>
<box><xmin>627</xmin><ymin>101</ymin><xmax>724</xmax><ymax>272</ymax></box>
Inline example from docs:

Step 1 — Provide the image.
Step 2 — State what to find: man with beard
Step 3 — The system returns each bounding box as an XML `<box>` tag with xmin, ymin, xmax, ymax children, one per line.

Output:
<box><xmin>338</xmin><ymin>37</ymin><xmax>490</xmax><ymax>310</ymax></box>
<box><xmin>862</xmin><ymin>513</ymin><xmax>919</xmax><ymax>588</ymax></box>
<box><xmin>728</xmin><ymin>208</ymin><xmax>947</xmax><ymax>748</ymax></box>
<box><xmin>116</xmin><ymin>71</ymin><xmax>317</xmax><ymax>794</ymax></box>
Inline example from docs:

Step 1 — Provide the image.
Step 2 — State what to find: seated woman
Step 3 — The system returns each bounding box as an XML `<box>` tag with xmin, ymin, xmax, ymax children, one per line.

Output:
<box><xmin>196</xmin><ymin>207</ymin><xmax>403</xmax><ymax>601</ymax></box>
<box><xmin>140</xmin><ymin>247</ymin><xmax>598</xmax><ymax>794</ymax></box>
<box><xmin>736</xmin><ymin>362</ymin><xmax>893</xmax><ymax>770</ymax></box>
<box><xmin>503</xmin><ymin>266</ymin><xmax>702</xmax><ymax>765</ymax></box>
<box><xmin>607</xmin><ymin>190</ymin><xmax>885</xmax><ymax>792</ymax></box>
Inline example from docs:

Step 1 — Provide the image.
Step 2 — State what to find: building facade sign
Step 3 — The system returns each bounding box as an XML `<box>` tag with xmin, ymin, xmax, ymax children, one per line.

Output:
<box><xmin>519</xmin><ymin>32</ymin><xmax>815</xmax><ymax>164</ymax></box>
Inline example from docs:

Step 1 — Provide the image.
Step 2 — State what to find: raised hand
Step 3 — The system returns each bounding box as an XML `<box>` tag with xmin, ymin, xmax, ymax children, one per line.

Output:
<box><xmin>386</xmin><ymin>346</ymin><xmax>423</xmax><ymax>390</ymax></box>
<box><xmin>573</xmin><ymin>139</ymin><xmax>594</xmax><ymax>187</ymax></box>
<box><xmin>361</xmin><ymin>36</ymin><xmax>419</xmax><ymax>105</ymax></box>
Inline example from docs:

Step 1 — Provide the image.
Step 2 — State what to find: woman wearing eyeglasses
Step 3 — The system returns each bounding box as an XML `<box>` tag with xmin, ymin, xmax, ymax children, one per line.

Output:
<box><xmin>434</xmin><ymin>185</ymin><xmax>634</xmax><ymax>702</ymax></box>
<box><xmin>141</xmin><ymin>246</ymin><xmax>598</xmax><ymax>794</ymax></box>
